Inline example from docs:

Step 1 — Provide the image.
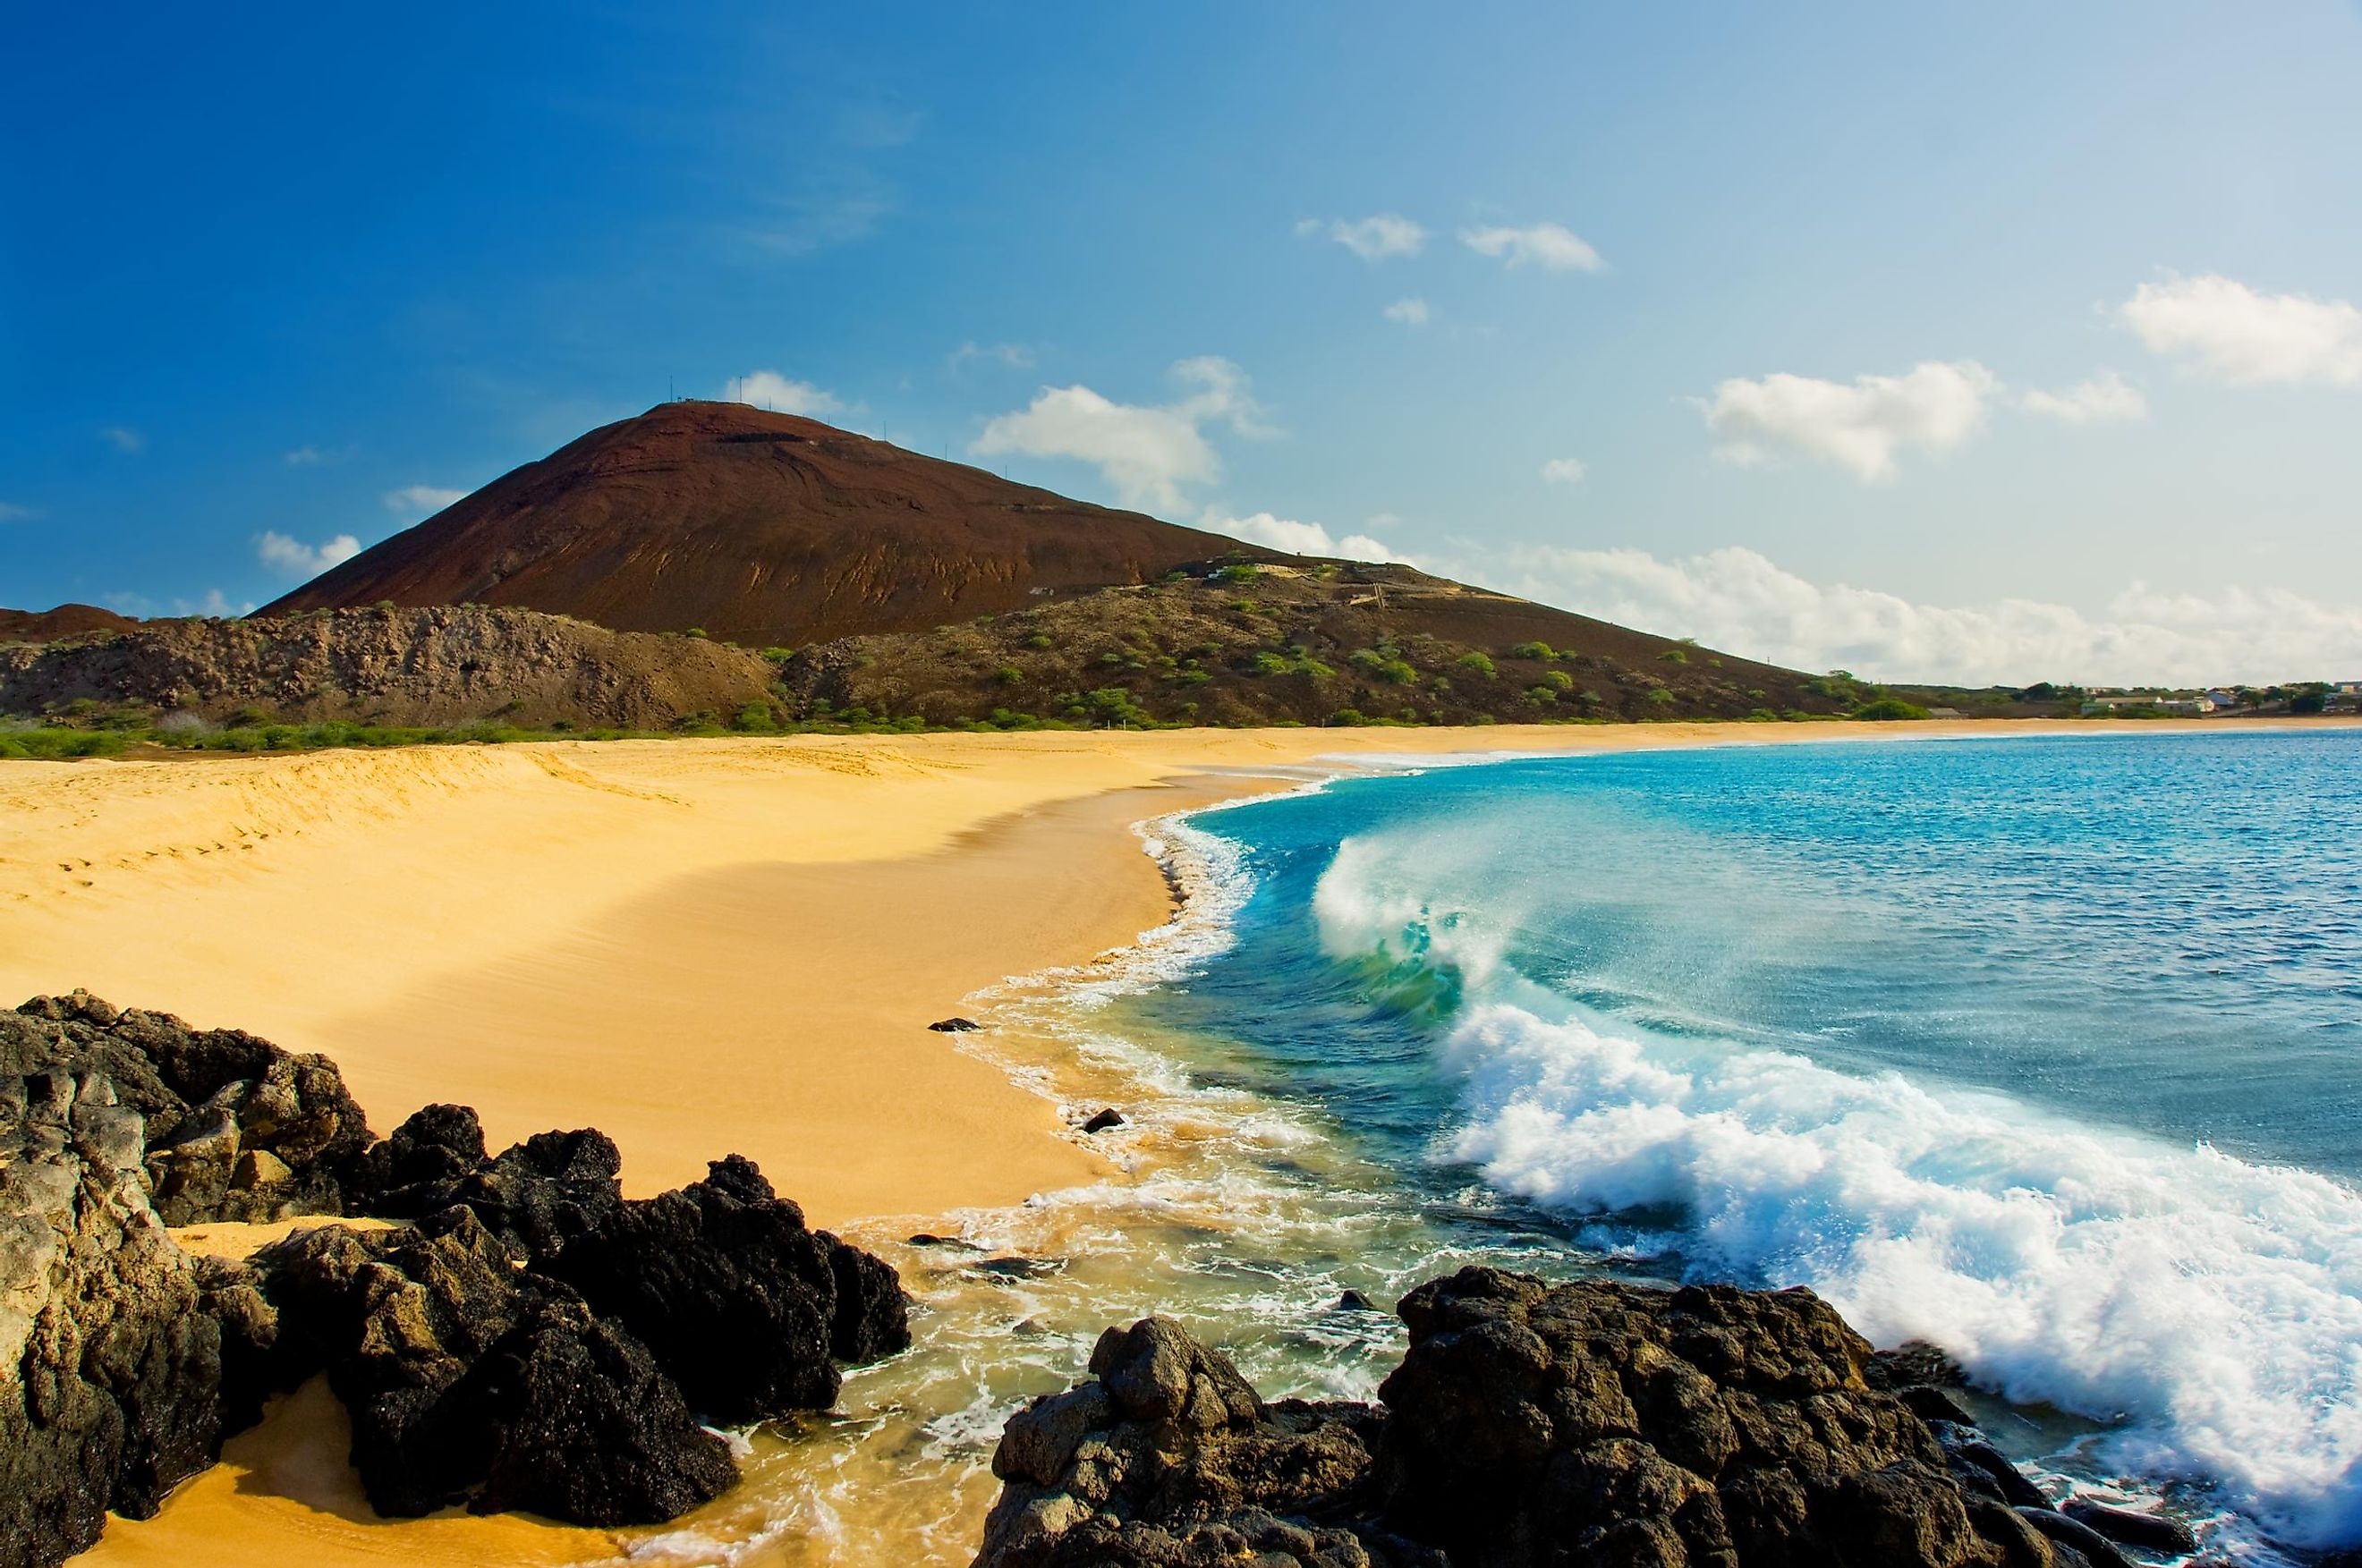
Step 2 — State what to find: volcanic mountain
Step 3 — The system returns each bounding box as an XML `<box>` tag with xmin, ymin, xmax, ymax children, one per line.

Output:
<box><xmin>0</xmin><ymin>604</ymin><xmax>140</xmax><ymax>643</ymax></box>
<box><xmin>263</xmin><ymin>401</ymin><xmax>1277</xmax><ymax>647</ymax></box>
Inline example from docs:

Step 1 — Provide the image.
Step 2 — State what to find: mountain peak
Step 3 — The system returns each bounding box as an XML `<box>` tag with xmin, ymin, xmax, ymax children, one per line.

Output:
<box><xmin>264</xmin><ymin>403</ymin><xmax>1271</xmax><ymax>646</ymax></box>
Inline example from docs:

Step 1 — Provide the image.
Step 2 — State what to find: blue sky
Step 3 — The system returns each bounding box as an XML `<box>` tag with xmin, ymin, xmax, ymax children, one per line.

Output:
<box><xmin>4</xmin><ymin>2</ymin><xmax>2360</xmax><ymax>683</ymax></box>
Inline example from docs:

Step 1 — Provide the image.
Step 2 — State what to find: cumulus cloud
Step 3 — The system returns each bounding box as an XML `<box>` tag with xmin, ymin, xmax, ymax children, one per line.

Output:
<box><xmin>2021</xmin><ymin>369</ymin><xmax>2147</xmax><ymax>424</ymax></box>
<box><xmin>1201</xmin><ymin>508</ymin><xmax>1398</xmax><ymax>564</ymax></box>
<box><xmin>383</xmin><ymin>485</ymin><xmax>466</xmax><ymax>519</ymax></box>
<box><xmin>1495</xmin><ymin>543</ymin><xmax>2362</xmax><ymax>687</ymax></box>
<box><xmin>1460</xmin><ymin>222</ymin><xmax>1603</xmax><ymax>273</ymax></box>
<box><xmin>100</xmin><ymin>426</ymin><xmax>144</xmax><ymax>453</ymax></box>
<box><xmin>2120</xmin><ymin>275</ymin><xmax>2362</xmax><ymax>386</ymax></box>
<box><xmin>1300</xmin><ymin>213</ymin><xmax>1427</xmax><ymax>261</ymax></box>
<box><xmin>973</xmin><ymin>357</ymin><xmax>1269</xmax><ymax>513</ymax></box>
<box><xmin>1702</xmin><ymin>360</ymin><xmax>1999</xmax><ymax>481</ymax></box>
<box><xmin>256</xmin><ymin>531</ymin><xmax>362</xmax><ymax>578</ymax></box>
<box><xmin>1382</xmin><ymin>296</ymin><xmax>1431</xmax><ymax>326</ymax></box>
<box><xmin>723</xmin><ymin>369</ymin><xmax>845</xmax><ymax>414</ymax></box>
<box><xmin>1540</xmin><ymin>457</ymin><xmax>1587</xmax><ymax>485</ymax></box>
<box><xmin>0</xmin><ymin>501</ymin><xmax>38</xmax><ymax>522</ymax></box>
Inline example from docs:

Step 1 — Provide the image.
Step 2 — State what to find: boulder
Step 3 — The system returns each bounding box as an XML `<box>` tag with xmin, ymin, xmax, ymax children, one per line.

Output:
<box><xmin>1</xmin><ymin>992</ymin><xmax>372</xmax><ymax>1224</ymax></box>
<box><xmin>352</xmin><ymin>1113</ymin><xmax>623</xmax><ymax>1261</ymax></box>
<box><xmin>544</xmin><ymin>1153</ymin><xmax>910</xmax><ymax>1421</ymax></box>
<box><xmin>973</xmin><ymin>1268</ymin><xmax>2068</xmax><ymax>1568</ymax></box>
<box><xmin>1079</xmin><ymin>1109</ymin><xmax>1126</xmax><ymax>1134</ymax></box>
<box><xmin>251</xmin><ymin>1204</ymin><xmax>735</xmax><ymax>1521</ymax></box>
<box><xmin>2058</xmin><ymin>1496</ymin><xmax>2196</xmax><ymax>1555</ymax></box>
<box><xmin>977</xmin><ymin>1316</ymin><xmax>1391</xmax><ymax>1568</ymax></box>
<box><xmin>1</xmin><ymin>1070</ymin><xmax>224</xmax><ymax>1568</ymax></box>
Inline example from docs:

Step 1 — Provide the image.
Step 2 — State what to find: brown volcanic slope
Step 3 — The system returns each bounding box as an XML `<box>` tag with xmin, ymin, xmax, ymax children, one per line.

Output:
<box><xmin>0</xmin><ymin>604</ymin><xmax>140</xmax><ymax>643</ymax></box>
<box><xmin>263</xmin><ymin>400</ymin><xmax>1276</xmax><ymax>647</ymax></box>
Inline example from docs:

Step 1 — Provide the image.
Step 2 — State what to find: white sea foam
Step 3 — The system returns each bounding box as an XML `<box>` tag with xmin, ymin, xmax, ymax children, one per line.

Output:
<box><xmin>1314</xmin><ymin>835</ymin><xmax>2362</xmax><ymax>1547</ymax></box>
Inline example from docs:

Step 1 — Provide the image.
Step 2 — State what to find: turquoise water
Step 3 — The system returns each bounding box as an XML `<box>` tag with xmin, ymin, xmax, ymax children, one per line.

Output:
<box><xmin>644</xmin><ymin>731</ymin><xmax>2362</xmax><ymax>1568</ymax></box>
<box><xmin>1149</xmin><ymin>733</ymin><xmax>2362</xmax><ymax>1553</ymax></box>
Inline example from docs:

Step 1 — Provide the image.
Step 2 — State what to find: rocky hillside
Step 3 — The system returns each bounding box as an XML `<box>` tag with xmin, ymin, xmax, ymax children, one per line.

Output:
<box><xmin>784</xmin><ymin>558</ymin><xmax>1855</xmax><ymax>725</ymax></box>
<box><xmin>0</xmin><ymin>604</ymin><xmax>778</xmax><ymax>731</ymax></box>
<box><xmin>262</xmin><ymin>401</ymin><xmax>1276</xmax><ymax>647</ymax></box>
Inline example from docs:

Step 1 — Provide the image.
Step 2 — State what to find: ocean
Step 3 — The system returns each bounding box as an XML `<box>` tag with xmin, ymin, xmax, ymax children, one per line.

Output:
<box><xmin>633</xmin><ymin>730</ymin><xmax>2362</xmax><ymax>1566</ymax></box>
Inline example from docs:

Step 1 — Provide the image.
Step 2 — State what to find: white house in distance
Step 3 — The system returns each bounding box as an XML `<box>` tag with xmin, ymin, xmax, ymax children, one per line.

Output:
<box><xmin>2080</xmin><ymin>692</ymin><xmax>2218</xmax><ymax>716</ymax></box>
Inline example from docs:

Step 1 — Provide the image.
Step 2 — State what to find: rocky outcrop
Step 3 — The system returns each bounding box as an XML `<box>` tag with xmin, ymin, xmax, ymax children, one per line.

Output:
<box><xmin>974</xmin><ymin>1267</ymin><xmax>2084</xmax><ymax>1568</ymax></box>
<box><xmin>2</xmin><ymin>997</ymin><xmax>915</xmax><ymax>1558</ymax></box>
<box><xmin>1</xmin><ymin>993</ymin><xmax>372</xmax><ymax>1225</ymax></box>
<box><xmin>0</xmin><ymin>603</ymin><xmax>780</xmax><ymax>731</ymax></box>
<box><xmin>546</xmin><ymin>1152</ymin><xmax>910</xmax><ymax>1419</ymax></box>
<box><xmin>1</xmin><ymin>1071</ymin><xmax>224</xmax><ymax>1567</ymax></box>
<box><xmin>248</xmin><ymin>1206</ymin><xmax>737</xmax><ymax>1522</ymax></box>
<box><xmin>244</xmin><ymin>1122</ymin><xmax>914</xmax><ymax>1521</ymax></box>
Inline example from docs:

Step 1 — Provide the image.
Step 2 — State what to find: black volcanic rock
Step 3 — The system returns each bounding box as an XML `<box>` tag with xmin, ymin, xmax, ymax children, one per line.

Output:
<box><xmin>0</xmin><ymin>992</ymin><xmax>373</xmax><ymax>1225</ymax></box>
<box><xmin>1</xmin><ymin>1070</ymin><xmax>224</xmax><ymax>1568</ymax></box>
<box><xmin>544</xmin><ymin>1153</ymin><xmax>911</xmax><ymax>1421</ymax></box>
<box><xmin>252</xmin><ymin>1206</ymin><xmax>735</xmax><ymax>1521</ymax></box>
<box><xmin>973</xmin><ymin>1267</ymin><xmax>2065</xmax><ymax>1568</ymax></box>
<box><xmin>355</xmin><ymin>1114</ymin><xmax>624</xmax><ymax>1262</ymax></box>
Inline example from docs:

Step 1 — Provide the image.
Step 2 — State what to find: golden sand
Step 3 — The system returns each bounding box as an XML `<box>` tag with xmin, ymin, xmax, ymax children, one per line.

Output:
<box><xmin>4</xmin><ymin>718</ymin><xmax>2340</xmax><ymax>1564</ymax></box>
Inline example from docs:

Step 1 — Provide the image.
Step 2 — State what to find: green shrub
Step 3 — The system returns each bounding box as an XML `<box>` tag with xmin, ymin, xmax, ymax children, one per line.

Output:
<box><xmin>1083</xmin><ymin>687</ymin><xmax>1153</xmax><ymax>728</ymax></box>
<box><xmin>1542</xmin><ymin>670</ymin><xmax>1574</xmax><ymax>692</ymax></box>
<box><xmin>1214</xmin><ymin>564</ymin><xmax>1262</xmax><ymax>583</ymax></box>
<box><xmin>994</xmin><ymin>665</ymin><xmax>1024</xmax><ymax>685</ymax></box>
<box><xmin>1854</xmin><ymin>698</ymin><xmax>1931</xmax><ymax>721</ymax></box>
<box><xmin>1509</xmin><ymin>641</ymin><xmax>1556</xmax><ymax>661</ymax></box>
<box><xmin>1457</xmin><ymin>652</ymin><xmax>1497</xmax><ymax>677</ymax></box>
<box><xmin>1525</xmin><ymin>685</ymin><xmax>1559</xmax><ymax>704</ymax></box>
<box><xmin>1658</xmin><ymin>648</ymin><xmax>1688</xmax><ymax>664</ymax></box>
<box><xmin>760</xmin><ymin>646</ymin><xmax>795</xmax><ymax>663</ymax></box>
<box><xmin>685</xmin><ymin>627</ymin><xmax>708</xmax><ymax>639</ymax></box>
<box><xmin>1024</xmin><ymin>632</ymin><xmax>1055</xmax><ymax>650</ymax></box>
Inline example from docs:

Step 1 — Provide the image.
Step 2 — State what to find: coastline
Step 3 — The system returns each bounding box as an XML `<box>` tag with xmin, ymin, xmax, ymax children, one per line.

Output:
<box><xmin>9</xmin><ymin>716</ymin><xmax>2355</xmax><ymax>1566</ymax></box>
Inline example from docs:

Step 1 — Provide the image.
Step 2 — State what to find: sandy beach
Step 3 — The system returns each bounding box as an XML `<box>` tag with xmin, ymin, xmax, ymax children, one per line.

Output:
<box><xmin>4</xmin><ymin>716</ymin><xmax>2344</xmax><ymax>1566</ymax></box>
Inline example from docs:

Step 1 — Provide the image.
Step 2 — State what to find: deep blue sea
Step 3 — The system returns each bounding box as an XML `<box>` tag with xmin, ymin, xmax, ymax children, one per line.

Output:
<box><xmin>1145</xmin><ymin>732</ymin><xmax>2362</xmax><ymax>1552</ymax></box>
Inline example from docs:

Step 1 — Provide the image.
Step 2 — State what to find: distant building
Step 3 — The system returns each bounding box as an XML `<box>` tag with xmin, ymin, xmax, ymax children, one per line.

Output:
<box><xmin>2081</xmin><ymin>693</ymin><xmax>2215</xmax><ymax>716</ymax></box>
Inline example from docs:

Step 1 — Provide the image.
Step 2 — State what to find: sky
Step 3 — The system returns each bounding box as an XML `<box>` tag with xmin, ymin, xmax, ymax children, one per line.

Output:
<box><xmin>4</xmin><ymin>2</ymin><xmax>2360</xmax><ymax>686</ymax></box>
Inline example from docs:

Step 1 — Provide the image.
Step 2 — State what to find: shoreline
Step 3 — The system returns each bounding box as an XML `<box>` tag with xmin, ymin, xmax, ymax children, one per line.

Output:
<box><xmin>13</xmin><ymin>717</ymin><xmax>2356</xmax><ymax>1566</ymax></box>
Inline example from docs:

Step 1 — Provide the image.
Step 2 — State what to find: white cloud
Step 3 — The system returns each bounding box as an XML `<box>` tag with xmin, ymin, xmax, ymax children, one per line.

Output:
<box><xmin>1382</xmin><ymin>296</ymin><xmax>1431</xmax><ymax>326</ymax></box>
<box><xmin>948</xmin><ymin>341</ymin><xmax>1036</xmax><ymax>370</ymax></box>
<box><xmin>1540</xmin><ymin>457</ymin><xmax>1587</xmax><ymax>486</ymax></box>
<box><xmin>1702</xmin><ymin>360</ymin><xmax>1999</xmax><ymax>481</ymax></box>
<box><xmin>2120</xmin><ymin>275</ymin><xmax>2362</xmax><ymax>386</ymax></box>
<box><xmin>256</xmin><ymin>531</ymin><xmax>362</xmax><ymax>578</ymax></box>
<box><xmin>1497</xmin><ymin>542</ymin><xmax>2362</xmax><ymax>687</ymax></box>
<box><xmin>282</xmin><ymin>445</ymin><xmax>348</xmax><ymax>466</ymax></box>
<box><xmin>2021</xmin><ymin>369</ymin><xmax>2148</xmax><ymax>424</ymax></box>
<box><xmin>973</xmin><ymin>357</ymin><xmax>1269</xmax><ymax>513</ymax></box>
<box><xmin>100</xmin><ymin>426</ymin><xmax>144</xmax><ymax>453</ymax></box>
<box><xmin>1308</xmin><ymin>213</ymin><xmax>1427</xmax><ymax>261</ymax></box>
<box><xmin>1338</xmin><ymin>216</ymin><xmax>1424</xmax><ymax>259</ymax></box>
<box><xmin>1460</xmin><ymin>222</ymin><xmax>1604</xmax><ymax>273</ymax></box>
<box><xmin>383</xmin><ymin>485</ymin><xmax>466</xmax><ymax>519</ymax></box>
<box><xmin>1201</xmin><ymin>508</ymin><xmax>1398</xmax><ymax>564</ymax></box>
<box><xmin>0</xmin><ymin>501</ymin><xmax>38</xmax><ymax>522</ymax></box>
<box><xmin>724</xmin><ymin>369</ymin><xmax>845</xmax><ymax>415</ymax></box>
